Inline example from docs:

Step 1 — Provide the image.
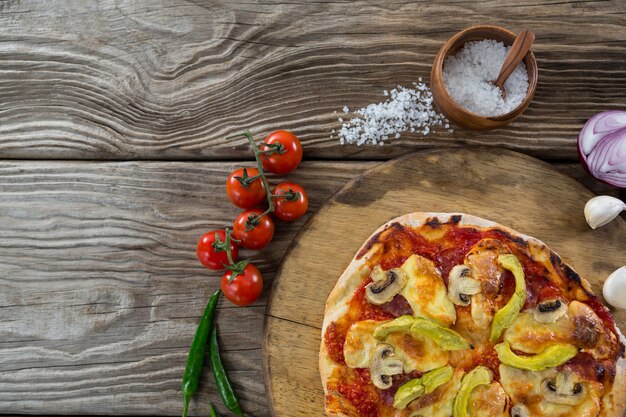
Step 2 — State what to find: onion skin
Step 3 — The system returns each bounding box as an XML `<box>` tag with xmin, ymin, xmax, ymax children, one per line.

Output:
<box><xmin>578</xmin><ymin>110</ymin><xmax>626</xmax><ymax>188</ymax></box>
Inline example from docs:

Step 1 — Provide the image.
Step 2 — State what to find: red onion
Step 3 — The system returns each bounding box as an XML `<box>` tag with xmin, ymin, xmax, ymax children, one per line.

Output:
<box><xmin>578</xmin><ymin>110</ymin><xmax>626</xmax><ymax>188</ymax></box>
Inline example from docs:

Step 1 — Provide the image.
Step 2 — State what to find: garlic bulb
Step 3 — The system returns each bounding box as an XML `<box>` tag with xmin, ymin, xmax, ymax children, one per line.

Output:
<box><xmin>584</xmin><ymin>196</ymin><xmax>626</xmax><ymax>229</ymax></box>
<box><xmin>603</xmin><ymin>267</ymin><xmax>626</xmax><ymax>309</ymax></box>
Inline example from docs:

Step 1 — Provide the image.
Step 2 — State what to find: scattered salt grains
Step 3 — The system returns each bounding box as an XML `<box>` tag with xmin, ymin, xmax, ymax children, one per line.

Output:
<box><xmin>442</xmin><ymin>39</ymin><xmax>529</xmax><ymax>116</ymax></box>
<box><xmin>336</xmin><ymin>83</ymin><xmax>451</xmax><ymax>146</ymax></box>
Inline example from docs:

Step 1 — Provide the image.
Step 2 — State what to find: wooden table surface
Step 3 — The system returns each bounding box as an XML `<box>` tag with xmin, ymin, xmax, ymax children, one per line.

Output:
<box><xmin>0</xmin><ymin>1</ymin><xmax>625</xmax><ymax>416</ymax></box>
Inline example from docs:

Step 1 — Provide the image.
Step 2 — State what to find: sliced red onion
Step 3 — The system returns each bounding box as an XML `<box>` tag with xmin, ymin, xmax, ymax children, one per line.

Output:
<box><xmin>578</xmin><ymin>110</ymin><xmax>626</xmax><ymax>188</ymax></box>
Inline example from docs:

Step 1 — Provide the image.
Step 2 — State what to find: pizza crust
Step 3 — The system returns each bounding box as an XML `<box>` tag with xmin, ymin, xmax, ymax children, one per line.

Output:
<box><xmin>319</xmin><ymin>212</ymin><xmax>626</xmax><ymax>417</ymax></box>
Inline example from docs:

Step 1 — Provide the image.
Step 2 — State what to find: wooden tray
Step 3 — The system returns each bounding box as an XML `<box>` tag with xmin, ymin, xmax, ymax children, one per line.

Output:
<box><xmin>263</xmin><ymin>148</ymin><xmax>626</xmax><ymax>417</ymax></box>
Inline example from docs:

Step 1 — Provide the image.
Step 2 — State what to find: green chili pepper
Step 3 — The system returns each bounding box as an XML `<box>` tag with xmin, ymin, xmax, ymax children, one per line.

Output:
<box><xmin>210</xmin><ymin>404</ymin><xmax>218</xmax><ymax>417</ymax></box>
<box><xmin>181</xmin><ymin>289</ymin><xmax>221</xmax><ymax>417</ymax></box>
<box><xmin>210</xmin><ymin>325</ymin><xmax>245</xmax><ymax>417</ymax></box>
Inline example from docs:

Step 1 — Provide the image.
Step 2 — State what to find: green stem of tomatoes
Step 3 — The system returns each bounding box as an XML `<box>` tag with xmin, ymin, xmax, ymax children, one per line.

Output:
<box><xmin>228</xmin><ymin>130</ymin><xmax>274</xmax><ymax>218</ymax></box>
<box><xmin>223</xmin><ymin>228</ymin><xmax>248</xmax><ymax>277</ymax></box>
<box><xmin>271</xmin><ymin>189</ymin><xmax>301</xmax><ymax>202</ymax></box>
<box><xmin>223</xmin><ymin>228</ymin><xmax>235</xmax><ymax>266</ymax></box>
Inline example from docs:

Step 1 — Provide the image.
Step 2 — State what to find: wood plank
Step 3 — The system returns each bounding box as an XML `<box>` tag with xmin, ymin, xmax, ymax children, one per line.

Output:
<box><xmin>0</xmin><ymin>160</ymin><xmax>377</xmax><ymax>416</ymax></box>
<box><xmin>556</xmin><ymin>164</ymin><xmax>626</xmax><ymax>204</ymax></box>
<box><xmin>264</xmin><ymin>150</ymin><xmax>626</xmax><ymax>417</ymax></box>
<box><xmin>1</xmin><ymin>0</ymin><xmax>625</xmax><ymax>160</ymax></box>
<box><xmin>0</xmin><ymin>158</ymin><xmax>621</xmax><ymax>415</ymax></box>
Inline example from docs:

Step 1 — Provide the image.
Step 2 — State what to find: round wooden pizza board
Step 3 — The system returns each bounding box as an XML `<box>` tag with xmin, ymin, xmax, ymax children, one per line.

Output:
<box><xmin>262</xmin><ymin>148</ymin><xmax>626</xmax><ymax>417</ymax></box>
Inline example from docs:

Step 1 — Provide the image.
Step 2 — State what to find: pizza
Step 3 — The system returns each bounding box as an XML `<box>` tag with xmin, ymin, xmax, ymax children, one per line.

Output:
<box><xmin>320</xmin><ymin>213</ymin><xmax>625</xmax><ymax>417</ymax></box>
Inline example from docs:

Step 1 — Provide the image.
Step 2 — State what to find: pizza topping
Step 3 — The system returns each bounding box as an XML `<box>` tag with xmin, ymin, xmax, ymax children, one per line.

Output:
<box><xmin>495</xmin><ymin>341</ymin><xmax>579</xmax><ymax>371</ymax></box>
<box><xmin>499</xmin><ymin>365</ymin><xmax>604</xmax><ymax>417</ymax></box>
<box><xmin>379</xmin><ymin>294</ymin><xmax>413</xmax><ymax>317</ymax></box>
<box><xmin>465</xmin><ymin>238</ymin><xmax>510</xmax><ymax>295</ymax></box>
<box><xmin>489</xmin><ymin>254</ymin><xmax>526</xmax><ymax>343</ymax></box>
<box><xmin>452</xmin><ymin>366</ymin><xmax>493</xmax><ymax>417</ymax></box>
<box><xmin>447</xmin><ymin>265</ymin><xmax>481</xmax><ymax>306</ymax></box>
<box><xmin>537</xmin><ymin>298</ymin><xmax>563</xmax><ymax>313</ymax></box>
<box><xmin>374</xmin><ymin>315</ymin><xmax>414</xmax><ymax>337</ymax></box>
<box><xmin>464</xmin><ymin>240</ymin><xmax>512</xmax><ymax>330</ymax></box>
<box><xmin>393</xmin><ymin>365</ymin><xmax>454</xmax><ymax>409</ymax></box>
<box><xmin>351</xmin><ymin>286</ymin><xmax>396</xmax><ymax>322</ymax></box>
<box><xmin>504</xmin><ymin>310</ymin><xmax>574</xmax><ymax>355</ymax></box>
<box><xmin>365</xmin><ymin>265</ymin><xmax>407</xmax><ymax>305</ymax></box>
<box><xmin>510</xmin><ymin>403</ymin><xmax>531</xmax><ymax>417</ymax></box>
<box><xmin>468</xmin><ymin>381</ymin><xmax>508</xmax><ymax>417</ymax></box>
<box><xmin>343</xmin><ymin>320</ymin><xmax>379</xmax><ymax>368</ymax></box>
<box><xmin>540</xmin><ymin>370</ymin><xmax>586</xmax><ymax>406</ymax></box>
<box><xmin>399</xmin><ymin>254</ymin><xmax>457</xmax><ymax>326</ymax></box>
<box><xmin>375</xmin><ymin>315</ymin><xmax>472</xmax><ymax>351</ymax></box>
<box><xmin>386</xmin><ymin>332</ymin><xmax>450</xmax><ymax>373</ymax></box>
<box><xmin>533</xmin><ymin>299</ymin><xmax>567</xmax><ymax>323</ymax></box>
<box><xmin>335</xmin><ymin>371</ymin><xmax>380</xmax><ymax>417</ymax></box>
<box><xmin>559</xmin><ymin>352</ymin><xmax>616</xmax><ymax>384</ymax></box>
<box><xmin>370</xmin><ymin>344</ymin><xmax>404</xmax><ymax>389</ymax></box>
<box><xmin>410</xmin><ymin>317</ymin><xmax>472</xmax><ymax>351</ymax></box>
<box><xmin>324</xmin><ymin>322</ymin><xmax>347</xmax><ymax>364</ymax></box>
<box><xmin>377</xmin><ymin>372</ymin><xmax>422</xmax><ymax>407</ymax></box>
<box><xmin>404</xmin><ymin>368</ymin><xmax>464</xmax><ymax>416</ymax></box>
<box><xmin>470</xmin><ymin>293</ymin><xmax>494</xmax><ymax>330</ymax></box>
<box><xmin>555</xmin><ymin>301</ymin><xmax>623</xmax><ymax>363</ymax></box>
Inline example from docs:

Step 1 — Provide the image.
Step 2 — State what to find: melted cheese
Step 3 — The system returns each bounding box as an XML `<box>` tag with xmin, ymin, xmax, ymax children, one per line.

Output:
<box><xmin>499</xmin><ymin>365</ymin><xmax>604</xmax><ymax>417</ymax></box>
<box><xmin>406</xmin><ymin>369</ymin><xmax>464</xmax><ymax>417</ymax></box>
<box><xmin>470</xmin><ymin>293</ymin><xmax>494</xmax><ymax>330</ymax></box>
<box><xmin>399</xmin><ymin>254</ymin><xmax>456</xmax><ymax>326</ymax></box>
<box><xmin>343</xmin><ymin>320</ymin><xmax>379</xmax><ymax>368</ymax></box>
<box><xmin>386</xmin><ymin>331</ymin><xmax>449</xmax><ymax>373</ymax></box>
<box><xmin>469</xmin><ymin>382</ymin><xmax>508</xmax><ymax>417</ymax></box>
<box><xmin>504</xmin><ymin>301</ymin><xmax>617</xmax><ymax>359</ymax></box>
<box><xmin>504</xmin><ymin>309</ymin><xmax>574</xmax><ymax>354</ymax></box>
<box><xmin>452</xmin><ymin>307</ymin><xmax>491</xmax><ymax>348</ymax></box>
<box><xmin>343</xmin><ymin>319</ymin><xmax>449</xmax><ymax>374</ymax></box>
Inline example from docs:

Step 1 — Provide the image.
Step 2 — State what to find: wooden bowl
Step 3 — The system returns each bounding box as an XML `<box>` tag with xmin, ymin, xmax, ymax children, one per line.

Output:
<box><xmin>430</xmin><ymin>25</ymin><xmax>538</xmax><ymax>130</ymax></box>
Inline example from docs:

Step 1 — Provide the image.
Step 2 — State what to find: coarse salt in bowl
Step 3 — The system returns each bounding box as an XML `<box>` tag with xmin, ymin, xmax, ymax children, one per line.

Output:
<box><xmin>430</xmin><ymin>25</ymin><xmax>538</xmax><ymax>130</ymax></box>
<box><xmin>442</xmin><ymin>39</ymin><xmax>529</xmax><ymax>117</ymax></box>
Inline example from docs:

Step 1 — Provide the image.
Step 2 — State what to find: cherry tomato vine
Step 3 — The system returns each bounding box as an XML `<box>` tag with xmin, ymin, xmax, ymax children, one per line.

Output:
<box><xmin>184</xmin><ymin>129</ymin><xmax>306</xmax><ymax>416</ymax></box>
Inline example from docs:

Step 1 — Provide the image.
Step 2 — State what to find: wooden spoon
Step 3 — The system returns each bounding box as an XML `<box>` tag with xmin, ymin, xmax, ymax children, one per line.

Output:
<box><xmin>494</xmin><ymin>29</ymin><xmax>535</xmax><ymax>98</ymax></box>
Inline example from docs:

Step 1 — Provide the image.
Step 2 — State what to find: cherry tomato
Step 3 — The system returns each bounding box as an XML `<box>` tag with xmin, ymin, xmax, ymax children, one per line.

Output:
<box><xmin>260</xmin><ymin>130</ymin><xmax>303</xmax><ymax>174</ymax></box>
<box><xmin>196</xmin><ymin>229</ymin><xmax>239</xmax><ymax>270</ymax></box>
<box><xmin>233</xmin><ymin>208</ymin><xmax>275</xmax><ymax>249</ymax></box>
<box><xmin>221</xmin><ymin>263</ymin><xmax>263</xmax><ymax>306</ymax></box>
<box><xmin>272</xmin><ymin>182</ymin><xmax>308</xmax><ymax>222</ymax></box>
<box><xmin>226</xmin><ymin>167</ymin><xmax>266</xmax><ymax>209</ymax></box>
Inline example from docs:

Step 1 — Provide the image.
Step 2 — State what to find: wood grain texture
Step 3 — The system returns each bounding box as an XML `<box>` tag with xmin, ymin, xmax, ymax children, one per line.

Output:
<box><xmin>0</xmin><ymin>160</ymin><xmax>377</xmax><ymax>416</ymax></box>
<box><xmin>0</xmin><ymin>157</ymin><xmax>621</xmax><ymax>415</ymax></box>
<box><xmin>264</xmin><ymin>149</ymin><xmax>626</xmax><ymax>417</ymax></box>
<box><xmin>1</xmin><ymin>0</ymin><xmax>626</xmax><ymax>160</ymax></box>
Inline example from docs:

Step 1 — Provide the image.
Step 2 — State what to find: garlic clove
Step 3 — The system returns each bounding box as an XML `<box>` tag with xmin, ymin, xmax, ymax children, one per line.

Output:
<box><xmin>603</xmin><ymin>267</ymin><xmax>626</xmax><ymax>310</ymax></box>
<box><xmin>584</xmin><ymin>195</ymin><xmax>626</xmax><ymax>229</ymax></box>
